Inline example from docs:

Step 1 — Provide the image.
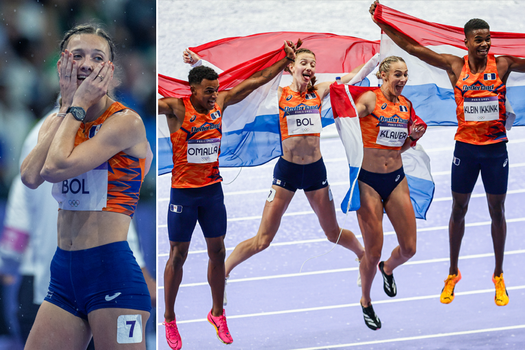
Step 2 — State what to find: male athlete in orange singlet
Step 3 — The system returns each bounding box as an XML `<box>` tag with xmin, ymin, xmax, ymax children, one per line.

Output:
<box><xmin>158</xmin><ymin>40</ymin><xmax>298</xmax><ymax>349</ymax></box>
<box><xmin>370</xmin><ymin>0</ymin><xmax>525</xmax><ymax>307</ymax></box>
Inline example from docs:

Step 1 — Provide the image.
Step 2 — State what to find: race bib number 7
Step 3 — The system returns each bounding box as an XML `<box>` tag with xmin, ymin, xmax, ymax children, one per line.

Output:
<box><xmin>117</xmin><ymin>314</ymin><xmax>143</xmax><ymax>344</ymax></box>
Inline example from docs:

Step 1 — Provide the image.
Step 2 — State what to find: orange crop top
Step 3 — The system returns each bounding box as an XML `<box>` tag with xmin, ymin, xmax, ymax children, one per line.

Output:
<box><xmin>52</xmin><ymin>102</ymin><xmax>146</xmax><ymax>217</ymax></box>
<box><xmin>360</xmin><ymin>89</ymin><xmax>411</xmax><ymax>150</ymax></box>
<box><xmin>279</xmin><ymin>86</ymin><xmax>323</xmax><ymax>140</ymax></box>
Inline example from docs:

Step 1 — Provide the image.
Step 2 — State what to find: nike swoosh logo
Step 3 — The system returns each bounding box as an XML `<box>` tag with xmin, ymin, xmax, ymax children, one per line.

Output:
<box><xmin>105</xmin><ymin>292</ymin><xmax>122</xmax><ymax>301</ymax></box>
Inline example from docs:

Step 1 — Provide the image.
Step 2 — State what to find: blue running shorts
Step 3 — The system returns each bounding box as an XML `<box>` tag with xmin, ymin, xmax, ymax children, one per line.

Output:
<box><xmin>167</xmin><ymin>182</ymin><xmax>227</xmax><ymax>242</ymax></box>
<box><xmin>272</xmin><ymin>157</ymin><xmax>328</xmax><ymax>192</ymax></box>
<box><xmin>451</xmin><ymin>141</ymin><xmax>508</xmax><ymax>195</ymax></box>
<box><xmin>45</xmin><ymin>241</ymin><xmax>151</xmax><ymax>319</ymax></box>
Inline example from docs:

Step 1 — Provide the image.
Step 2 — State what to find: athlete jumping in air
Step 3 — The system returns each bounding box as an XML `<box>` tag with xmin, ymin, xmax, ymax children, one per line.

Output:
<box><xmin>184</xmin><ymin>46</ymin><xmax>367</xmax><ymax>302</ymax></box>
<box><xmin>158</xmin><ymin>40</ymin><xmax>298</xmax><ymax>350</ymax></box>
<box><xmin>351</xmin><ymin>56</ymin><xmax>426</xmax><ymax>330</ymax></box>
<box><xmin>370</xmin><ymin>0</ymin><xmax>525</xmax><ymax>307</ymax></box>
<box><xmin>221</xmin><ymin>47</ymin><xmax>365</xmax><ymax>293</ymax></box>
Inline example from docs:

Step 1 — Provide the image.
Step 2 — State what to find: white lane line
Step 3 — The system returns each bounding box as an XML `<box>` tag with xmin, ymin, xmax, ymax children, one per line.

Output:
<box><xmin>156</xmin><ymin>249</ymin><xmax>525</xmax><ymax>289</ymax></box>
<box><xmin>290</xmin><ymin>324</ymin><xmax>525</xmax><ymax>350</ymax></box>
<box><xmin>157</xmin><ymin>285</ymin><xmax>525</xmax><ymax>325</ymax></box>
<box><xmin>431</xmin><ymin>161</ymin><xmax>525</xmax><ymax>176</ymax></box>
<box><xmin>157</xmin><ymin>167</ymin><xmax>525</xmax><ymax>201</ymax></box>
<box><xmin>156</xmin><ymin>217</ymin><xmax>525</xmax><ymax>257</ymax></box>
<box><xmin>231</xmin><ymin>172</ymin><xmax>525</xmax><ymax>195</ymax></box>
<box><xmin>433</xmin><ymin>188</ymin><xmax>525</xmax><ymax>202</ymax></box>
<box><xmin>156</xmin><ymin>189</ymin><xmax>525</xmax><ymax>227</ymax></box>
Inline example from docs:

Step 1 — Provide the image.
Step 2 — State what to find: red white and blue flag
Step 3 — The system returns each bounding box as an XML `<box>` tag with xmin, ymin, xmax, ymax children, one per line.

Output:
<box><xmin>373</xmin><ymin>4</ymin><xmax>525</xmax><ymax>127</ymax></box>
<box><xmin>158</xmin><ymin>46</ymin><xmax>288</xmax><ymax>174</ymax></box>
<box><xmin>330</xmin><ymin>78</ymin><xmax>434</xmax><ymax>219</ymax></box>
<box><xmin>158</xmin><ymin>32</ymin><xmax>379</xmax><ymax>174</ymax></box>
<box><xmin>158</xmin><ymin>30</ymin><xmax>437</xmax><ymax>218</ymax></box>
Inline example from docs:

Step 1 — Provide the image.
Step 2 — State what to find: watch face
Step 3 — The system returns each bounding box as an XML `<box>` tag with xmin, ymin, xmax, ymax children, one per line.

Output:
<box><xmin>68</xmin><ymin>107</ymin><xmax>86</xmax><ymax>122</ymax></box>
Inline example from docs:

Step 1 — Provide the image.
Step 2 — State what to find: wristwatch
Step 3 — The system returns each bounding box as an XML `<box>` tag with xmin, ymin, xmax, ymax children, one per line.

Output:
<box><xmin>67</xmin><ymin>106</ymin><xmax>86</xmax><ymax>122</ymax></box>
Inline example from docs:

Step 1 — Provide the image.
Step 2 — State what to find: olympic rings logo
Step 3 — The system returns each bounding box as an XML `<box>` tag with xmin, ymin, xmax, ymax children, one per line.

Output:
<box><xmin>68</xmin><ymin>200</ymin><xmax>80</xmax><ymax>207</ymax></box>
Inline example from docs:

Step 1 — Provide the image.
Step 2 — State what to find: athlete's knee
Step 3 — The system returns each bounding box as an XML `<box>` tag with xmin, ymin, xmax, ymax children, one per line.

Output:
<box><xmin>489</xmin><ymin>210</ymin><xmax>505</xmax><ymax>225</ymax></box>
<box><xmin>400</xmin><ymin>243</ymin><xmax>416</xmax><ymax>260</ymax></box>
<box><xmin>450</xmin><ymin>202</ymin><xmax>468</xmax><ymax>221</ymax></box>
<box><xmin>488</xmin><ymin>201</ymin><xmax>505</xmax><ymax>223</ymax></box>
<box><xmin>208</xmin><ymin>244</ymin><xmax>226</xmax><ymax>263</ymax></box>
<box><xmin>364</xmin><ymin>250</ymin><xmax>381</xmax><ymax>266</ymax></box>
<box><xmin>168</xmin><ymin>245</ymin><xmax>189</xmax><ymax>266</ymax></box>
<box><xmin>324</xmin><ymin>228</ymin><xmax>341</xmax><ymax>243</ymax></box>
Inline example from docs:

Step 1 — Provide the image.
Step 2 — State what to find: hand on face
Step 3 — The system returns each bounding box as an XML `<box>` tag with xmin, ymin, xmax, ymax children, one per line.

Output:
<box><xmin>71</xmin><ymin>60</ymin><xmax>114</xmax><ymax>110</ymax></box>
<box><xmin>57</xmin><ymin>50</ymin><xmax>78</xmax><ymax>110</ymax></box>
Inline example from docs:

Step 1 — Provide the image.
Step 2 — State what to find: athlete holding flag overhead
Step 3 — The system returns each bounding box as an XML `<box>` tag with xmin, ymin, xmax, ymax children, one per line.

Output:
<box><xmin>159</xmin><ymin>40</ymin><xmax>298</xmax><ymax>350</ymax></box>
<box><xmin>223</xmin><ymin>47</ymin><xmax>365</xmax><ymax>292</ymax></box>
<box><xmin>370</xmin><ymin>0</ymin><xmax>525</xmax><ymax>307</ymax></box>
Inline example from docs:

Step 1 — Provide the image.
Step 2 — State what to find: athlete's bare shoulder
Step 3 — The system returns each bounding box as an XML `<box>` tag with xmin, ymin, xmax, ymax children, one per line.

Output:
<box><xmin>357</xmin><ymin>90</ymin><xmax>377</xmax><ymax>103</ymax></box>
<box><xmin>277</xmin><ymin>86</ymin><xmax>284</xmax><ymax>101</ymax></box>
<box><xmin>440</xmin><ymin>53</ymin><xmax>464</xmax><ymax>86</ymax></box>
<box><xmin>159</xmin><ymin>97</ymin><xmax>186</xmax><ymax>134</ymax></box>
<box><xmin>356</xmin><ymin>90</ymin><xmax>377</xmax><ymax>118</ymax></box>
<box><xmin>404</xmin><ymin>97</ymin><xmax>412</xmax><ymax>110</ymax></box>
<box><xmin>159</xmin><ymin>97</ymin><xmax>185</xmax><ymax>118</ymax></box>
<box><xmin>496</xmin><ymin>55</ymin><xmax>525</xmax><ymax>82</ymax></box>
<box><xmin>107</xmin><ymin>108</ymin><xmax>145</xmax><ymax>132</ymax></box>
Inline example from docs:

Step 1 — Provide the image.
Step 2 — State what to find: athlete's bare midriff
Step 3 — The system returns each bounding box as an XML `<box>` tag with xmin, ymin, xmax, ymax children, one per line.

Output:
<box><xmin>281</xmin><ymin>135</ymin><xmax>322</xmax><ymax>165</ymax></box>
<box><xmin>361</xmin><ymin>148</ymin><xmax>403</xmax><ymax>174</ymax></box>
<box><xmin>56</xmin><ymin>210</ymin><xmax>131</xmax><ymax>250</ymax></box>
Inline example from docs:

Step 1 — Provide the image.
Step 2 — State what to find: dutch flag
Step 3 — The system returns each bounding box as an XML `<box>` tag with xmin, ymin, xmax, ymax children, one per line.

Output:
<box><xmin>373</xmin><ymin>3</ymin><xmax>525</xmax><ymax>127</ymax></box>
<box><xmin>158</xmin><ymin>32</ymin><xmax>380</xmax><ymax>174</ymax></box>
<box><xmin>330</xmin><ymin>79</ymin><xmax>435</xmax><ymax>220</ymax></box>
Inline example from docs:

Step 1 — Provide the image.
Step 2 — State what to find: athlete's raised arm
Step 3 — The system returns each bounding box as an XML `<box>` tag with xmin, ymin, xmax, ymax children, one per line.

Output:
<box><xmin>496</xmin><ymin>55</ymin><xmax>525</xmax><ymax>82</ymax></box>
<box><xmin>20</xmin><ymin>50</ymin><xmax>79</xmax><ymax>189</ymax></box>
<box><xmin>182</xmin><ymin>49</ymin><xmax>224</xmax><ymax>74</ymax></box>
<box><xmin>218</xmin><ymin>40</ymin><xmax>299</xmax><ymax>110</ymax></box>
<box><xmin>183</xmin><ymin>49</ymin><xmax>199</xmax><ymax>65</ymax></box>
<box><xmin>369</xmin><ymin>1</ymin><xmax>463</xmax><ymax>82</ymax></box>
<box><xmin>159</xmin><ymin>97</ymin><xmax>186</xmax><ymax>133</ymax></box>
<box><xmin>315</xmin><ymin>63</ymin><xmax>366</xmax><ymax>99</ymax></box>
